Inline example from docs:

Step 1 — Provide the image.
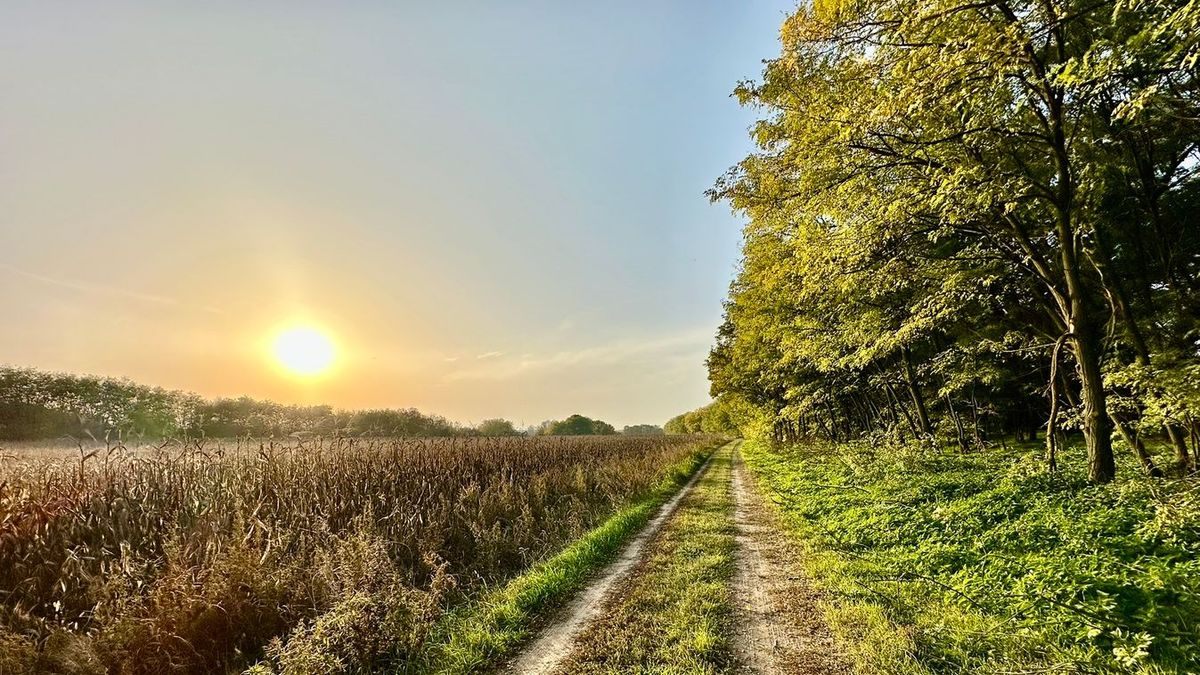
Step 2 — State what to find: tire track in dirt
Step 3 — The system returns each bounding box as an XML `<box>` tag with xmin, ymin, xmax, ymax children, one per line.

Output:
<box><xmin>556</xmin><ymin>441</ymin><xmax>736</xmax><ymax>673</ymax></box>
<box><xmin>506</xmin><ymin>443</ymin><xmax>728</xmax><ymax>675</ymax></box>
<box><xmin>731</xmin><ymin>446</ymin><xmax>848</xmax><ymax>674</ymax></box>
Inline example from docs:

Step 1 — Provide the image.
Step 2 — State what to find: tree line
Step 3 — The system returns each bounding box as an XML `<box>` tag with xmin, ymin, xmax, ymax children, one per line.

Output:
<box><xmin>664</xmin><ymin>402</ymin><xmax>740</xmax><ymax>435</ymax></box>
<box><xmin>0</xmin><ymin>368</ymin><xmax>649</xmax><ymax>440</ymax></box>
<box><xmin>699</xmin><ymin>0</ymin><xmax>1198</xmax><ymax>482</ymax></box>
<box><xmin>531</xmin><ymin>414</ymin><xmax>619</xmax><ymax>436</ymax></box>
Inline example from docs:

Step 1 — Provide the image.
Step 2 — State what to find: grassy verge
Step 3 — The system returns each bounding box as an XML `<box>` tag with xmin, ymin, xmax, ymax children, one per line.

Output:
<box><xmin>741</xmin><ymin>438</ymin><xmax>1200</xmax><ymax>675</ymax></box>
<box><xmin>561</xmin><ymin>441</ymin><xmax>738</xmax><ymax>674</ymax></box>
<box><xmin>410</xmin><ymin>442</ymin><xmax>725</xmax><ymax>673</ymax></box>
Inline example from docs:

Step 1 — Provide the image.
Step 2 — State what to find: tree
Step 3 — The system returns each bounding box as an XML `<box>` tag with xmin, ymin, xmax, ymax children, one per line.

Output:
<box><xmin>0</xmin><ymin>367</ymin><xmax>475</xmax><ymax>440</ymax></box>
<box><xmin>476</xmin><ymin>418</ymin><xmax>520</xmax><ymax>437</ymax></box>
<box><xmin>621</xmin><ymin>424</ymin><xmax>664</xmax><ymax>436</ymax></box>
<box><xmin>710</xmin><ymin>0</ymin><xmax>1199</xmax><ymax>481</ymax></box>
<box><xmin>665</xmin><ymin>400</ymin><xmax>744</xmax><ymax>436</ymax></box>
<box><xmin>543</xmin><ymin>414</ymin><xmax>616</xmax><ymax>436</ymax></box>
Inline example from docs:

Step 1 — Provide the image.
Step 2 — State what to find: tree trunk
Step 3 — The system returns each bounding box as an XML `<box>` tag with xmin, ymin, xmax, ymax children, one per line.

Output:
<box><xmin>1088</xmin><ymin>230</ymin><xmax>1189</xmax><ymax>478</ymax></box>
<box><xmin>1166</xmin><ymin>424</ymin><xmax>1193</xmax><ymax>472</ymax></box>
<box><xmin>902</xmin><ymin>347</ymin><xmax>932</xmax><ymax>437</ymax></box>
<box><xmin>970</xmin><ymin>390</ymin><xmax>985</xmax><ymax>448</ymax></box>
<box><xmin>1043</xmin><ymin>59</ymin><xmax>1115</xmax><ymax>482</ymax></box>
<box><xmin>1053</xmin><ymin>184</ymin><xmax>1114</xmax><ymax>481</ymax></box>
<box><xmin>1112</xmin><ymin>412</ymin><xmax>1162</xmax><ymax>477</ymax></box>
<box><xmin>1046</xmin><ymin>333</ymin><xmax>1071</xmax><ymax>473</ymax></box>
<box><xmin>1191</xmin><ymin>418</ymin><xmax>1199</xmax><ymax>466</ymax></box>
<box><xmin>1072</xmin><ymin>324</ymin><xmax>1116</xmax><ymax>482</ymax></box>
<box><xmin>886</xmin><ymin>381</ymin><xmax>919</xmax><ymax>439</ymax></box>
<box><xmin>1190</xmin><ymin>419</ymin><xmax>1199</xmax><ymax>472</ymax></box>
<box><xmin>944</xmin><ymin>394</ymin><xmax>969</xmax><ymax>452</ymax></box>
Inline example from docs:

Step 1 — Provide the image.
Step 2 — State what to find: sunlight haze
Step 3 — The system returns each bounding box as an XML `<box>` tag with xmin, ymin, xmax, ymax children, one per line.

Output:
<box><xmin>0</xmin><ymin>1</ymin><xmax>792</xmax><ymax>426</ymax></box>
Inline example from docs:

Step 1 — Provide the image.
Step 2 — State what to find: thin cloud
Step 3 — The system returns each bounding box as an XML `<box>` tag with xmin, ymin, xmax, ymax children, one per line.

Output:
<box><xmin>1</xmin><ymin>262</ymin><xmax>229</xmax><ymax>315</ymax></box>
<box><xmin>446</xmin><ymin>327</ymin><xmax>711</xmax><ymax>382</ymax></box>
<box><xmin>1</xmin><ymin>262</ymin><xmax>179</xmax><ymax>306</ymax></box>
<box><xmin>476</xmin><ymin>351</ymin><xmax>504</xmax><ymax>360</ymax></box>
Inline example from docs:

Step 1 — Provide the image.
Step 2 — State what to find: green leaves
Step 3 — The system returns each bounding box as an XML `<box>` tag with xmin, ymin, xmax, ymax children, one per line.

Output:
<box><xmin>709</xmin><ymin>0</ymin><xmax>1199</xmax><ymax>473</ymax></box>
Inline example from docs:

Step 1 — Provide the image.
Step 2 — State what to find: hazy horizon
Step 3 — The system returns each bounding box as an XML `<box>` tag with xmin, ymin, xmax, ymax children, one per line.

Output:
<box><xmin>1</xmin><ymin>1</ymin><xmax>793</xmax><ymax>427</ymax></box>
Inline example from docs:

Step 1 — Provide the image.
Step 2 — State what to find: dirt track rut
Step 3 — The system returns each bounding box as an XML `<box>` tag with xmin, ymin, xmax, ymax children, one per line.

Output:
<box><xmin>506</xmin><ymin>446</ymin><xmax>723</xmax><ymax>674</ymax></box>
<box><xmin>506</xmin><ymin>441</ymin><xmax>846</xmax><ymax>674</ymax></box>
<box><xmin>730</xmin><ymin>446</ymin><xmax>847</xmax><ymax>674</ymax></box>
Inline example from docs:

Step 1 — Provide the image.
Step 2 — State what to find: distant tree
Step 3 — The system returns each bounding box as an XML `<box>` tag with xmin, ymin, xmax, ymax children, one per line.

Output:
<box><xmin>343</xmin><ymin>408</ymin><xmax>461</xmax><ymax>437</ymax></box>
<box><xmin>621</xmin><ymin>424</ymin><xmax>664</xmax><ymax>436</ymax></box>
<box><xmin>0</xmin><ymin>367</ymin><xmax>196</xmax><ymax>440</ymax></box>
<box><xmin>0</xmin><ymin>366</ymin><xmax>475</xmax><ymax>440</ymax></box>
<box><xmin>476</xmin><ymin>418</ymin><xmax>520</xmax><ymax>437</ymax></box>
<box><xmin>544</xmin><ymin>414</ymin><xmax>616</xmax><ymax>436</ymax></box>
<box><xmin>547</xmin><ymin>414</ymin><xmax>594</xmax><ymax>435</ymax></box>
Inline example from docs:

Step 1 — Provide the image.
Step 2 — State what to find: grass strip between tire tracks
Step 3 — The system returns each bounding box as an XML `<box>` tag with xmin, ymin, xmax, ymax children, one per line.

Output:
<box><xmin>413</xmin><ymin>440</ymin><xmax>730</xmax><ymax>673</ymax></box>
<box><xmin>560</xmin><ymin>441</ymin><xmax>738</xmax><ymax>674</ymax></box>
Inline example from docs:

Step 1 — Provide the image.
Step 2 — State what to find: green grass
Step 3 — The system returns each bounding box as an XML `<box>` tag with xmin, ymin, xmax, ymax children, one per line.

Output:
<box><xmin>409</xmin><ymin>443</ymin><xmax>723</xmax><ymax>674</ymax></box>
<box><xmin>741</xmin><ymin>438</ymin><xmax>1200</xmax><ymax>675</ymax></box>
<box><xmin>562</xmin><ymin>441</ymin><xmax>738</xmax><ymax>674</ymax></box>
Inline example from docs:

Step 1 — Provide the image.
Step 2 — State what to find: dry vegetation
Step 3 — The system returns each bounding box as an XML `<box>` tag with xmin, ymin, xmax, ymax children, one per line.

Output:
<box><xmin>0</xmin><ymin>434</ymin><xmax>717</xmax><ymax>673</ymax></box>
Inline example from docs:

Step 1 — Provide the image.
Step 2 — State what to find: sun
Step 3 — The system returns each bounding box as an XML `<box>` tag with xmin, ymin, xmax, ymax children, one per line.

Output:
<box><xmin>272</xmin><ymin>326</ymin><xmax>336</xmax><ymax>376</ymax></box>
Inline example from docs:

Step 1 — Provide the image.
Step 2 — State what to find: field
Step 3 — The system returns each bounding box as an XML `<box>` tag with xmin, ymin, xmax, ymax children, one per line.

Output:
<box><xmin>0</xmin><ymin>435</ymin><xmax>720</xmax><ymax>674</ymax></box>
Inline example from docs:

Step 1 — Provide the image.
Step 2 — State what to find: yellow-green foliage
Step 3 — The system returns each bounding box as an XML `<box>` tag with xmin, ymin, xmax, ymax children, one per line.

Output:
<box><xmin>710</xmin><ymin>0</ymin><xmax>1200</xmax><ymax>487</ymax></box>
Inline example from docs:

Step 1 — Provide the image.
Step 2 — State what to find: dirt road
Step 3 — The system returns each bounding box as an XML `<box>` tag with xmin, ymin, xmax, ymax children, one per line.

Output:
<box><xmin>730</xmin><ymin>447</ymin><xmax>847</xmax><ymax>674</ymax></box>
<box><xmin>506</xmin><ymin>447</ymin><xmax>721</xmax><ymax>674</ymax></box>
<box><xmin>506</xmin><ymin>440</ymin><xmax>846</xmax><ymax>674</ymax></box>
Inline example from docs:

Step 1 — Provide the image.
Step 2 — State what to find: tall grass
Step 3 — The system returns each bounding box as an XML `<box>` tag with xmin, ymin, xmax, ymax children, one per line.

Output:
<box><xmin>0</xmin><ymin>435</ymin><xmax>718</xmax><ymax>673</ymax></box>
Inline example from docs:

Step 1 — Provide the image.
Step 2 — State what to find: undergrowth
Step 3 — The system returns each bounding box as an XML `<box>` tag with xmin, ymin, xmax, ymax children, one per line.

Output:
<box><xmin>741</xmin><ymin>438</ymin><xmax>1200</xmax><ymax>674</ymax></box>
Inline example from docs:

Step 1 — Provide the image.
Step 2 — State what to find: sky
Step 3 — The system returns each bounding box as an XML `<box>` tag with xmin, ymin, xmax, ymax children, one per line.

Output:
<box><xmin>0</xmin><ymin>1</ymin><xmax>792</xmax><ymax>428</ymax></box>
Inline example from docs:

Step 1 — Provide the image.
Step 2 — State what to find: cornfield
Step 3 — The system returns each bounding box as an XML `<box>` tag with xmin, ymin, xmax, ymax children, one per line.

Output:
<box><xmin>0</xmin><ymin>435</ymin><xmax>716</xmax><ymax>673</ymax></box>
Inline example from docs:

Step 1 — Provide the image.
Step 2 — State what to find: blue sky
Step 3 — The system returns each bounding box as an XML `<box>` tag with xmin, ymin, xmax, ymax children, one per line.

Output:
<box><xmin>0</xmin><ymin>1</ymin><xmax>793</xmax><ymax>427</ymax></box>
